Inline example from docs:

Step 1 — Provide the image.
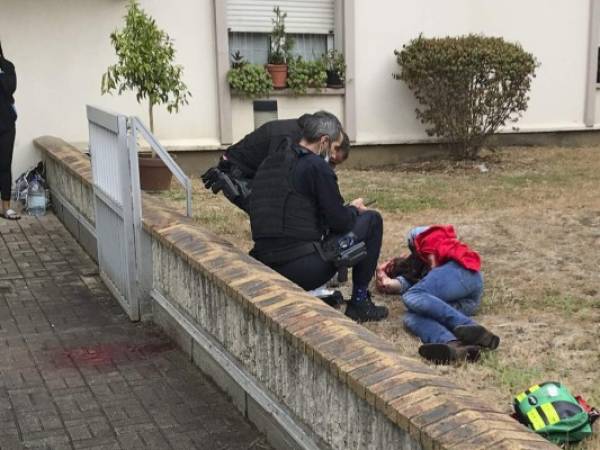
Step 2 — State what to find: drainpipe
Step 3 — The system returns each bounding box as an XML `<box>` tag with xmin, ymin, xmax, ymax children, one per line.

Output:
<box><xmin>584</xmin><ymin>0</ymin><xmax>600</xmax><ymax>127</ymax></box>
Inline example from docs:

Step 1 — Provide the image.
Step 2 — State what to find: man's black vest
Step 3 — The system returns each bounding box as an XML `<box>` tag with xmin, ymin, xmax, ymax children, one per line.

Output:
<box><xmin>249</xmin><ymin>140</ymin><xmax>322</xmax><ymax>242</ymax></box>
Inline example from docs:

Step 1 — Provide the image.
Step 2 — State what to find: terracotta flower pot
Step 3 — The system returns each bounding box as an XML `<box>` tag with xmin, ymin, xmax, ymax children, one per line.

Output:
<box><xmin>138</xmin><ymin>155</ymin><xmax>173</xmax><ymax>191</ymax></box>
<box><xmin>267</xmin><ymin>64</ymin><xmax>288</xmax><ymax>89</ymax></box>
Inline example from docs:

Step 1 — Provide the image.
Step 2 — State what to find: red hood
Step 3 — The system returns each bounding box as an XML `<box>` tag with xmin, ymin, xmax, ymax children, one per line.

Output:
<box><xmin>414</xmin><ymin>225</ymin><xmax>481</xmax><ymax>271</ymax></box>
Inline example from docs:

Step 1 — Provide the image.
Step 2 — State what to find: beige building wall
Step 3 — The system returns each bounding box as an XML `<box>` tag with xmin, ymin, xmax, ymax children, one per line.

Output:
<box><xmin>231</xmin><ymin>94</ymin><xmax>345</xmax><ymax>142</ymax></box>
<box><xmin>0</xmin><ymin>0</ymin><xmax>220</xmax><ymax>177</ymax></box>
<box><xmin>353</xmin><ymin>0</ymin><xmax>591</xmax><ymax>144</ymax></box>
<box><xmin>1</xmin><ymin>0</ymin><xmax>596</xmax><ymax>177</ymax></box>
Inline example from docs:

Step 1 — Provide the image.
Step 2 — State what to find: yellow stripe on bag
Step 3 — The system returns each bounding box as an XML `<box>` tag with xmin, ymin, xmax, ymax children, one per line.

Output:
<box><xmin>516</xmin><ymin>392</ymin><xmax>527</xmax><ymax>403</ymax></box>
<box><xmin>540</xmin><ymin>403</ymin><xmax>561</xmax><ymax>425</ymax></box>
<box><xmin>527</xmin><ymin>384</ymin><xmax>540</xmax><ymax>394</ymax></box>
<box><xmin>527</xmin><ymin>409</ymin><xmax>546</xmax><ymax>431</ymax></box>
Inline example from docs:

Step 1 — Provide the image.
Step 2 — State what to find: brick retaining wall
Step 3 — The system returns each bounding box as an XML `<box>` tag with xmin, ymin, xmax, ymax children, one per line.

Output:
<box><xmin>34</xmin><ymin>136</ymin><xmax>557</xmax><ymax>450</ymax></box>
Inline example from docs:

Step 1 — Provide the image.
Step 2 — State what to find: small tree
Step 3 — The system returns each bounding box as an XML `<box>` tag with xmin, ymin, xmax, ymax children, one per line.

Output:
<box><xmin>268</xmin><ymin>6</ymin><xmax>294</xmax><ymax>65</ymax></box>
<box><xmin>394</xmin><ymin>35</ymin><xmax>538</xmax><ymax>159</ymax></box>
<box><xmin>101</xmin><ymin>0</ymin><xmax>190</xmax><ymax>133</ymax></box>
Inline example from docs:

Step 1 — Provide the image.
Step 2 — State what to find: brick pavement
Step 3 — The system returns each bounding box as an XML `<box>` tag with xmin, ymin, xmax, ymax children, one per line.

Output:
<box><xmin>0</xmin><ymin>214</ymin><xmax>271</xmax><ymax>450</ymax></box>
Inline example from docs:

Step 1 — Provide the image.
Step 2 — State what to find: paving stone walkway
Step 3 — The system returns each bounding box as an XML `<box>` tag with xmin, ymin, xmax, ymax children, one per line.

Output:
<box><xmin>0</xmin><ymin>214</ymin><xmax>271</xmax><ymax>450</ymax></box>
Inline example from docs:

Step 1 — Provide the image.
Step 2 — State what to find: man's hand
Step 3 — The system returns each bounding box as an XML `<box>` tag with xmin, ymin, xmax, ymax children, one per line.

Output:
<box><xmin>201</xmin><ymin>167</ymin><xmax>240</xmax><ymax>199</ymax></box>
<box><xmin>201</xmin><ymin>167</ymin><xmax>220</xmax><ymax>190</ymax></box>
<box><xmin>350</xmin><ymin>197</ymin><xmax>368</xmax><ymax>213</ymax></box>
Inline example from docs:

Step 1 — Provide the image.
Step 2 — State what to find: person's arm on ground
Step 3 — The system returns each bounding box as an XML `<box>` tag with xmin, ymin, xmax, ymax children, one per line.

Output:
<box><xmin>376</xmin><ymin>265</ymin><xmax>411</xmax><ymax>294</ymax></box>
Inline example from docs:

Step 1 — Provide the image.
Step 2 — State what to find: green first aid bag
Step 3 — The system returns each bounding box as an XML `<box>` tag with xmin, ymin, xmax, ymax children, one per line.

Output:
<box><xmin>513</xmin><ymin>382</ymin><xmax>594</xmax><ymax>444</ymax></box>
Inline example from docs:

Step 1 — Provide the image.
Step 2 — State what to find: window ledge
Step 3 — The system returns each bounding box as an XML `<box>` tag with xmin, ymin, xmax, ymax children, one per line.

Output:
<box><xmin>232</xmin><ymin>87</ymin><xmax>345</xmax><ymax>98</ymax></box>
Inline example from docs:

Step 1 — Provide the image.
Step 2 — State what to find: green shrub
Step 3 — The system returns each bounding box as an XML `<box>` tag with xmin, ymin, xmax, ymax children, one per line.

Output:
<box><xmin>394</xmin><ymin>34</ymin><xmax>538</xmax><ymax>159</ymax></box>
<box><xmin>227</xmin><ymin>64</ymin><xmax>273</xmax><ymax>98</ymax></box>
<box><xmin>287</xmin><ymin>57</ymin><xmax>327</xmax><ymax>95</ymax></box>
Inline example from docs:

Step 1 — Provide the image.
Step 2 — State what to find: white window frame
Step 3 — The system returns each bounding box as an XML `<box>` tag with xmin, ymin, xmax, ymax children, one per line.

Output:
<box><xmin>212</xmin><ymin>0</ymin><xmax>353</xmax><ymax>145</ymax></box>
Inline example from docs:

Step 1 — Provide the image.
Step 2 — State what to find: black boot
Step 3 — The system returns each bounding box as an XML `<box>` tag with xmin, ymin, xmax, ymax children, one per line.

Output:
<box><xmin>453</xmin><ymin>324</ymin><xmax>500</xmax><ymax>350</ymax></box>
<box><xmin>319</xmin><ymin>290</ymin><xmax>345</xmax><ymax>309</ymax></box>
<box><xmin>418</xmin><ymin>341</ymin><xmax>481</xmax><ymax>364</ymax></box>
<box><xmin>345</xmin><ymin>293</ymin><xmax>388</xmax><ymax>323</ymax></box>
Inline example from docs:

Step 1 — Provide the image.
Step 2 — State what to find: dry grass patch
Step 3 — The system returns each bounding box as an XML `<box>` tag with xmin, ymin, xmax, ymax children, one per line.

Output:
<box><xmin>156</xmin><ymin>146</ymin><xmax>600</xmax><ymax>448</ymax></box>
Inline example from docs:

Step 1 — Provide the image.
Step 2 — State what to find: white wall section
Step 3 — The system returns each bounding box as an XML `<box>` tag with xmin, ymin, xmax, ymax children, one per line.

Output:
<box><xmin>0</xmin><ymin>0</ymin><xmax>220</xmax><ymax>176</ymax></box>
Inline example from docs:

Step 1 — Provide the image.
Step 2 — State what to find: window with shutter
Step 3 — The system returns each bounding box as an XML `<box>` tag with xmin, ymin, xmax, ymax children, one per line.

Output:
<box><xmin>227</xmin><ymin>0</ymin><xmax>335</xmax><ymax>65</ymax></box>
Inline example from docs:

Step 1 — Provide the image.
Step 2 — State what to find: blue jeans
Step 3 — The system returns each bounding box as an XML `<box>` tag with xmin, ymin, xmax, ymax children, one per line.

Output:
<box><xmin>402</xmin><ymin>261</ymin><xmax>483</xmax><ymax>344</ymax></box>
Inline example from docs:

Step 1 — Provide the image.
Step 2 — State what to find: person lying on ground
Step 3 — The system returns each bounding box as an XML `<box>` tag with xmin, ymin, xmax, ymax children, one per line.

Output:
<box><xmin>201</xmin><ymin>111</ymin><xmax>350</xmax><ymax>213</ymax></box>
<box><xmin>248</xmin><ymin>112</ymin><xmax>388</xmax><ymax>322</ymax></box>
<box><xmin>376</xmin><ymin>225</ymin><xmax>500</xmax><ymax>364</ymax></box>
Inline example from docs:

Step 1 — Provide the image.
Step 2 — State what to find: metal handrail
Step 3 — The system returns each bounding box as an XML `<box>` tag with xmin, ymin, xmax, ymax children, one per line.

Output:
<box><xmin>130</xmin><ymin>117</ymin><xmax>193</xmax><ymax>217</ymax></box>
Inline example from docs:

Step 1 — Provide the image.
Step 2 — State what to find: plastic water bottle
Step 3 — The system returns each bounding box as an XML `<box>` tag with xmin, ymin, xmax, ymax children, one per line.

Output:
<box><xmin>26</xmin><ymin>181</ymin><xmax>47</xmax><ymax>216</ymax></box>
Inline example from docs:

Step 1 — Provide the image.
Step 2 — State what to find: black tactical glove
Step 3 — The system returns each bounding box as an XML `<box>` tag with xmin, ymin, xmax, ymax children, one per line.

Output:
<box><xmin>201</xmin><ymin>167</ymin><xmax>241</xmax><ymax>199</ymax></box>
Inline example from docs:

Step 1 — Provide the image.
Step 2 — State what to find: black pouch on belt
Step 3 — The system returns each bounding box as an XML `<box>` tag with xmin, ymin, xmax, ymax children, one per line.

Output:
<box><xmin>317</xmin><ymin>232</ymin><xmax>367</xmax><ymax>268</ymax></box>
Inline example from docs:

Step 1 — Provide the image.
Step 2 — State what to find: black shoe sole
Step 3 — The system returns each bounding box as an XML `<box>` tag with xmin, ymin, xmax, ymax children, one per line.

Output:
<box><xmin>344</xmin><ymin>306</ymin><xmax>389</xmax><ymax>323</ymax></box>
<box><xmin>418</xmin><ymin>343</ymin><xmax>480</xmax><ymax>364</ymax></box>
<box><xmin>453</xmin><ymin>325</ymin><xmax>500</xmax><ymax>350</ymax></box>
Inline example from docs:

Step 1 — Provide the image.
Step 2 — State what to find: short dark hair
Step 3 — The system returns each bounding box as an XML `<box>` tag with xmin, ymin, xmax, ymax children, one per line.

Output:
<box><xmin>301</xmin><ymin>111</ymin><xmax>343</xmax><ymax>144</ymax></box>
<box><xmin>0</xmin><ymin>41</ymin><xmax>4</xmax><ymax>59</ymax></box>
<box><xmin>339</xmin><ymin>131</ymin><xmax>350</xmax><ymax>157</ymax></box>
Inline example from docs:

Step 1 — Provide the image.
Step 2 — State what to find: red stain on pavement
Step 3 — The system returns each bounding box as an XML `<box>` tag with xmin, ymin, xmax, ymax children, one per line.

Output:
<box><xmin>60</xmin><ymin>340</ymin><xmax>176</xmax><ymax>366</ymax></box>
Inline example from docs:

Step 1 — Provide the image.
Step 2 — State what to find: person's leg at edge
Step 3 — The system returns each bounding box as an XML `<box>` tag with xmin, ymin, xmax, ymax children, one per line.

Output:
<box><xmin>0</xmin><ymin>128</ymin><xmax>17</xmax><ymax>218</ymax></box>
<box><xmin>344</xmin><ymin>210</ymin><xmax>388</xmax><ymax>322</ymax></box>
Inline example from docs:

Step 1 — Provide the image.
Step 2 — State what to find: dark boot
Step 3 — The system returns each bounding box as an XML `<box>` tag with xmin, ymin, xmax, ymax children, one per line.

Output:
<box><xmin>453</xmin><ymin>324</ymin><xmax>500</xmax><ymax>350</ymax></box>
<box><xmin>418</xmin><ymin>341</ymin><xmax>481</xmax><ymax>364</ymax></box>
<box><xmin>319</xmin><ymin>290</ymin><xmax>345</xmax><ymax>309</ymax></box>
<box><xmin>345</xmin><ymin>293</ymin><xmax>388</xmax><ymax>323</ymax></box>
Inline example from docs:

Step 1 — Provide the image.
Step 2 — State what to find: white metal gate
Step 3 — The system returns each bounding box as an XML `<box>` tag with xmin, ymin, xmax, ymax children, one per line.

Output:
<box><xmin>87</xmin><ymin>106</ymin><xmax>142</xmax><ymax>321</ymax></box>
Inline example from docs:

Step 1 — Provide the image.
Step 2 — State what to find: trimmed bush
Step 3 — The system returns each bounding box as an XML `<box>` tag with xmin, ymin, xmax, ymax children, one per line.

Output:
<box><xmin>227</xmin><ymin>64</ymin><xmax>273</xmax><ymax>98</ymax></box>
<box><xmin>287</xmin><ymin>57</ymin><xmax>327</xmax><ymax>95</ymax></box>
<box><xmin>394</xmin><ymin>34</ymin><xmax>538</xmax><ymax>159</ymax></box>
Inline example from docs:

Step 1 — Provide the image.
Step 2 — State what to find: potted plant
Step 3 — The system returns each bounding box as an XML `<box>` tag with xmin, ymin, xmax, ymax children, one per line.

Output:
<box><xmin>227</xmin><ymin>51</ymin><xmax>273</xmax><ymax>98</ymax></box>
<box><xmin>322</xmin><ymin>49</ymin><xmax>346</xmax><ymax>88</ymax></box>
<box><xmin>101</xmin><ymin>0</ymin><xmax>191</xmax><ymax>191</ymax></box>
<box><xmin>266</xmin><ymin>6</ymin><xmax>294</xmax><ymax>89</ymax></box>
<box><xmin>287</xmin><ymin>57</ymin><xmax>327</xmax><ymax>95</ymax></box>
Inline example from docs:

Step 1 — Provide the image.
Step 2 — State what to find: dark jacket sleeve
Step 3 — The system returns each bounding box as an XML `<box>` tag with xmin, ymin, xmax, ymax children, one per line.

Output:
<box><xmin>0</xmin><ymin>59</ymin><xmax>16</xmax><ymax>100</ymax></box>
<box><xmin>306</xmin><ymin>160</ymin><xmax>357</xmax><ymax>234</ymax></box>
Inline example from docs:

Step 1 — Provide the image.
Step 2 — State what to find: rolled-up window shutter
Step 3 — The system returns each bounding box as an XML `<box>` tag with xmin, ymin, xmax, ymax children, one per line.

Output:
<box><xmin>227</xmin><ymin>0</ymin><xmax>335</xmax><ymax>34</ymax></box>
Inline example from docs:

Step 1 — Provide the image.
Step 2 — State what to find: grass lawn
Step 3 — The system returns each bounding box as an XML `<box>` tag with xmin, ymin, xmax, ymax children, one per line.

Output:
<box><xmin>157</xmin><ymin>146</ymin><xmax>600</xmax><ymax>449</ymax></box>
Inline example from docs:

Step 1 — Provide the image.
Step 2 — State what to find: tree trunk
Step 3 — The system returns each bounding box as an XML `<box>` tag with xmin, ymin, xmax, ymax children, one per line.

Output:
<box><xmin>148</xmin><ymin>101</ymin><xmax>156</xmax><ymax>158</ymax></box>
<box><xmin>148</xmin><ymin>101</ymin><xmax>154</xmax><ymax>134</ymax></box>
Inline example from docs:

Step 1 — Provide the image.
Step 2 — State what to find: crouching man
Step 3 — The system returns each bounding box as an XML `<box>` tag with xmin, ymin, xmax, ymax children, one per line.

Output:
<box><xmin>201</xmin><ymin>112</ymin><xmax>349</xmax><ymax>213</ymax></box>
<box><xmin>376</xmin><ymin>225</ymin><xmax>500</xmax><ymax>363</ymax></box>
<box><xmin>248</xmin><ymin>112</ymin><xmax>388</xmax><ymax>322</ymax></box>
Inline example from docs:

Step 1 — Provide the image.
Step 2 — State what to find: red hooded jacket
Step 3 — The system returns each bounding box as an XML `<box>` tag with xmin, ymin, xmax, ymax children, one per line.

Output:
<box><xmin>414</xmin><ymin>225</ymin><xmax>481</xmax><ymax>271</ymax></box>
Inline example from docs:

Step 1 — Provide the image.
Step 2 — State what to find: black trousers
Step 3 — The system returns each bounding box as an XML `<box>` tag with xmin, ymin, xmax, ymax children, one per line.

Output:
<box><xmin>0</xmin><ymin>127</ymin><xmax>15</xmax><ymax>202</ymax></box>
<box><xmin>271</xmin><ymin>210</ymin><xmax>384</xmax><ymax>291</ymax></box>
